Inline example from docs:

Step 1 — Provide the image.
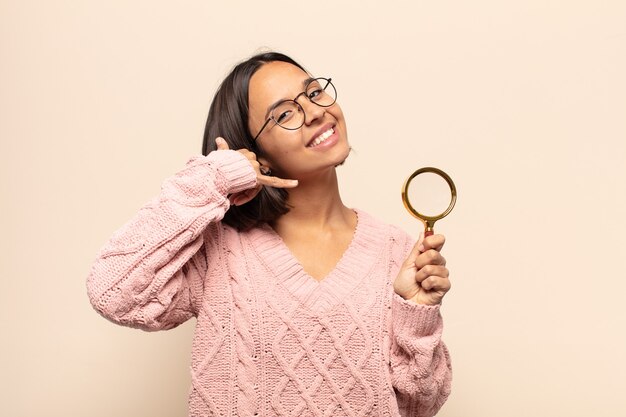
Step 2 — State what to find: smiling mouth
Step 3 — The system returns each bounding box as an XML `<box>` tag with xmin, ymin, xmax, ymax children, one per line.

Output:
<box><xmin>308</xmin><ymin>127</ymin><xmax>335</xmax><ymax>147</ymax></box>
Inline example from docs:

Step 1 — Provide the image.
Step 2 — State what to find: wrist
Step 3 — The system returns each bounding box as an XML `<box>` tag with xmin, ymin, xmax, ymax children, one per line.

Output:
<box><xmin>207</xmin><ymin>150</ymin><xmax>257</xmax><ymax>194</ymax></box>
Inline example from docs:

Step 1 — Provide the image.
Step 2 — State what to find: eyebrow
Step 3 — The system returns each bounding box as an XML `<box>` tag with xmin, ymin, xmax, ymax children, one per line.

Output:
<box><xmin>264</xmin><ymin>77</ymin><xmax>316</xmax><ymax>118</ymax></box>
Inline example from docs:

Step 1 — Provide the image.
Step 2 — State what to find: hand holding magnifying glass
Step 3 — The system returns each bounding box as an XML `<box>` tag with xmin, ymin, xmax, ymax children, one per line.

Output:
<box><xmin>402</xmin><ymin>167</ymin><xmax>457</xmax><ymax>236</ymax></box>
<box><xmin>394</xmin><ymin>167</ymin><xmax>456</xmax><ymax>305</ymax></box>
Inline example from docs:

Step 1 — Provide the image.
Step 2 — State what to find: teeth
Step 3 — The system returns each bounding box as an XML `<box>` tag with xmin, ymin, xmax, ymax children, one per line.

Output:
<box><xmin>310</xmin><ymin>128</ymin><xmax>334</xmax><ymax>147</ymax></box>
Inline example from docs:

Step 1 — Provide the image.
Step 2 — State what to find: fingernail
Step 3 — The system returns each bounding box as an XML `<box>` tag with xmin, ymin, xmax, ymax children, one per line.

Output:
<box><xmin>216</xmin><ymin>137</ymin><xmax>224</xmax><ymax>144</ymax></box>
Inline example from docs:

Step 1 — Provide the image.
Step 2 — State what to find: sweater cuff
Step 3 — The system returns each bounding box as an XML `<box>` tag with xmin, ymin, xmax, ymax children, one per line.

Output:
<box><xmin>206</xmin><ymin>150</ymin><xmax>257</xmax><ymax>194</ymax></box>
<box><xmin>392</xmin><ymin>292</ymin><xmax>442</xmax><ymax>337</ymax></box>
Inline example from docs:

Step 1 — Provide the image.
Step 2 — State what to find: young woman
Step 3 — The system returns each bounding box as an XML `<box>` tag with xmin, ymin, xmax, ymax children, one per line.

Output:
<box><xmin>87</xmin><ymin>52</ymin><xmax>452</xmax><ymax>417</ymax></box>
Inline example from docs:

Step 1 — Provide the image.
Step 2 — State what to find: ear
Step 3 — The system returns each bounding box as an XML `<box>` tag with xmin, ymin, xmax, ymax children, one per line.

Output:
<box><xmin>257</xmin><ymin>154</ymin><xmax>272</xmax><ymax>170</ymax></box>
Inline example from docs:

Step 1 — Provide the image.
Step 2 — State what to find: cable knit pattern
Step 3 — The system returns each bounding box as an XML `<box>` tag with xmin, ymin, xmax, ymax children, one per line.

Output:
<box><xmin>226</xmin><ymin>229</ymin><xmax>260</xmax><ymax>417</ymax></box>
<box><xmin>86</xmin><ymin>151</ymin><xmax>452</xmax><ymax>417</ymax></box>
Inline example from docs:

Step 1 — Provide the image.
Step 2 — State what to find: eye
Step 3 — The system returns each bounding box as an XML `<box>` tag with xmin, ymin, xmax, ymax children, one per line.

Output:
<box><xmin>308</xmin><ymin>88</ymin><xmax>323</xmax><ymax>100</ymax></box>
<box><xmin>306</xmin><ymin>80</ymin><xmax>325</xmax><ymax>101</ymax></box>
<box><xmin>276</xmin><ymin>109</ymin><xmax>292</xmax><ymax>124</ymax></box>
<box><xmin>272</xmin><ymin>101</ymin><xmax>300</xmax><ymax>125</ymax></box>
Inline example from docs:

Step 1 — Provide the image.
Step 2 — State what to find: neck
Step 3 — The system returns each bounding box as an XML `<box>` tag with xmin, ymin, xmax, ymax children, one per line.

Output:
<box><xmin>272</xmin><ymin>168</ymin><xmax>354</xmax><ymax>232</ymax></box>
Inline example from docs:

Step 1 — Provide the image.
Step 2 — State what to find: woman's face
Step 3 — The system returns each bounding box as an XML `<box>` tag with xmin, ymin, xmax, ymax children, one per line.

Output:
<box><xmin>248</xmin><ymin>61</ymin><xmax>350</xmax><ymax>180</ymax></box>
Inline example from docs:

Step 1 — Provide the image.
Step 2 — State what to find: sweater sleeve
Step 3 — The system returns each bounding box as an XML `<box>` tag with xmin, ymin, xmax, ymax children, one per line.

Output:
<box><xmin>388</xmin><ymin>231</ymin><xmax>453</xmax><ymax>417</ymax></box>
<box><xmin>86</xmin><ymin>150</ymin><xmax>257</xmax><ymax>331</ymax></box>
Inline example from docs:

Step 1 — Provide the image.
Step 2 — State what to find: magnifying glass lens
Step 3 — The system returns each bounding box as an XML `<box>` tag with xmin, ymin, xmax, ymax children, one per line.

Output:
<box><xmin>407</xmin><ymin>172</ymin><xmax>454</xmax><ymax>218</ymax></box>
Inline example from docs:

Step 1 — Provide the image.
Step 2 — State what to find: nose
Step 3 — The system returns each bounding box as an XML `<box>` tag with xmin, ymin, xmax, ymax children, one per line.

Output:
<box><xmin>296</xmin><ymin>95</ymin><xmax>326</xmax><ymax>126</ymax></box>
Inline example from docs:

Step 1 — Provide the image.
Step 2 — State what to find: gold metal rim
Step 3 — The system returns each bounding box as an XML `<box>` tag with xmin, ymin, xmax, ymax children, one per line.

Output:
<box><xmin>401</xmin><ymin>167</ymin><xmax>457</xmax><ymax>223</ymax></box>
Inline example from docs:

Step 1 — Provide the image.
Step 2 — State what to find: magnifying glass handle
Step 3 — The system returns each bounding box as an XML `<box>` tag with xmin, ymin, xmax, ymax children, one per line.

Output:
<box><xmin>424</xmin><ymin>230</ymin><xmax>434</xmax><ymax>237</ymax></box>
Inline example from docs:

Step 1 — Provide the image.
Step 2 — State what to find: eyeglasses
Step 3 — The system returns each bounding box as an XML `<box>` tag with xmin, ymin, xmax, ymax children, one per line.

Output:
<box><xmin>252</xmin><ymin>77</ymin><xmax>337</xmax><ymax>141</ymax></box>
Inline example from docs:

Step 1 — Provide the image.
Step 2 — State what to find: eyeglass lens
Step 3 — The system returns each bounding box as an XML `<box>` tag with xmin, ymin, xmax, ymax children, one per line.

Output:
<box><xmin>271</xmin><ymin>79</ymin><xmax>337</xmax><ymax>130</ymax></box>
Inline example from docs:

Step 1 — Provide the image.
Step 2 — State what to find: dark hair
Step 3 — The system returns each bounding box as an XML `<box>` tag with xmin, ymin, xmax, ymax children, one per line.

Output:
<box><xmin>202</xmin><ymin>52</ymin><xmax>308</xmax><ymax>231</ymax></box>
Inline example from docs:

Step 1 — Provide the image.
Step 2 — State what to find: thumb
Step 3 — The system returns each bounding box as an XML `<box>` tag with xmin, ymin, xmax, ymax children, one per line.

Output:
<box><xmin>403</xmin><ymin>232</ymin><xmax>424</xmax><ymax>267</ymax></box>
<box><xmin>215</xmin><ymin>137</ymin><xmax>230</xmax><ymax>151</ymax></box>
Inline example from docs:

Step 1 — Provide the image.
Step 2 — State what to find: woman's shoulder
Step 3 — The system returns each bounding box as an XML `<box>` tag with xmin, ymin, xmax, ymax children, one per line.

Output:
<box><xmin>353</xmin><ymin>208</ymin><xmax>415</xmax><ymax>247</ymax></box>
<box><xmin>203</xmin><ymin>220</ymin><xmax>278</xmax><ymax>252</ymax></box>
<box><xmin>352</xmin><ymin>208</ymin><xmax>415</xmax><ymax>270</ymax></box>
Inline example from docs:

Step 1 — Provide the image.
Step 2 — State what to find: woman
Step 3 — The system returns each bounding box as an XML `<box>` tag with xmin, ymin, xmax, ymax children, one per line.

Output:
<box><xmin>87</xmin><ymin>52</ymin><xmax>452</xmax><ymax>417</ymax></box>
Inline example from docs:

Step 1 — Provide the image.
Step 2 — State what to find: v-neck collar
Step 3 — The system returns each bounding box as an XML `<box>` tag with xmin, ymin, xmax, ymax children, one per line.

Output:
<box><xmin>245</xmin><ymin>209</ymin><xmax>385</xmax><ymax>314</ymax></box>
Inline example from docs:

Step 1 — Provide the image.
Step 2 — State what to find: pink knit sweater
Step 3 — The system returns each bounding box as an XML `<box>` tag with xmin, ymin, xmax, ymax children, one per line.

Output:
<box><xmin>87</xmin><ymin>150</ymin><xmax>452</xmax><ymax>417</ymax></box>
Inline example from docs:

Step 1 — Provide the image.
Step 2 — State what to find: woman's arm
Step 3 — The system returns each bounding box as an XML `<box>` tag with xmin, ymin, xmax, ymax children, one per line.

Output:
<box><xmin>389</xmin><ymin>231</ymin><xmax>453</xmax><ymax>416</ymax></box>
<box><xmin>389</xmin><ymin>295</ymin><xmax>452</xmax><ymax>417</ymax></box>
<box><xmin>86</xmin><ymin>150</ymin><xmax>256</xmax><ymax>331</ymax></box>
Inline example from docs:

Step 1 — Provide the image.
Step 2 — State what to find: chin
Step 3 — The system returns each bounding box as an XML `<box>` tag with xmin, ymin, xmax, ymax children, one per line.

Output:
<box><xmin>333</xmin><ymin>145</ymin><xmax>352</xmax><ymax>168</ymax></box>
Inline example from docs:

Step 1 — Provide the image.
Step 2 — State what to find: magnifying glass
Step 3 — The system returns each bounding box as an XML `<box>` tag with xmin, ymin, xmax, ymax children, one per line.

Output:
<box><xmin>401</xmin><ymin>167</ymin><xmax>457</xmax><ymax>237</ymax></box>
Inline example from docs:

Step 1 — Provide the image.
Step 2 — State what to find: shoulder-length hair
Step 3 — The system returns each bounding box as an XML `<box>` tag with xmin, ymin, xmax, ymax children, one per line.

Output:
<box><xmin>202</xmin><ymin>52</ymin><xmax>307</xmax><ymax>231</ymax></box>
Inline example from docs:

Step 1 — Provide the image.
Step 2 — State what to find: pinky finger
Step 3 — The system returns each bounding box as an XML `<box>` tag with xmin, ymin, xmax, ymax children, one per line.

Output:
<box><xmin>258</xmin><ymin>175</ymin><xmax>299</xmax><ymax>189</ymax></box>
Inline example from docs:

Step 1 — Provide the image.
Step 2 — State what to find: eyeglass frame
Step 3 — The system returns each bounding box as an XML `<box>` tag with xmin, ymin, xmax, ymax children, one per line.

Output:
<box><xmin>252</xmin><ymin>77</ymin><xmax>337</xmax><ymax>142</ymax></box>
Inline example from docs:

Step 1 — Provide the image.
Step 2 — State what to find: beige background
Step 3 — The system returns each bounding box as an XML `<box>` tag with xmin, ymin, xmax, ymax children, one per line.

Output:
<box><xmin>2</xmin><ymin>0</ymin><xmax>625</xmax><ymax>416</ymax></box>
